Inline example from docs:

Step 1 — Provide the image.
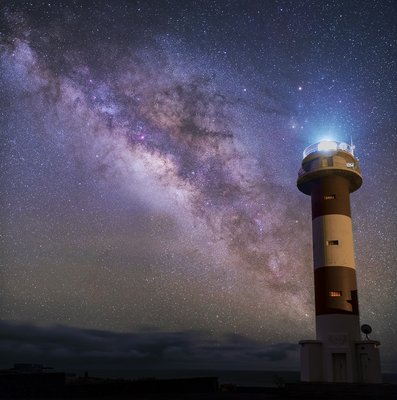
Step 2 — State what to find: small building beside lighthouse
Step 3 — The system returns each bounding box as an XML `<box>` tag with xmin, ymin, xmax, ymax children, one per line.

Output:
<box><xmin>297</xmin><ymin>140</ymin><xmax>382</xmax><ymax>383</ymax></box>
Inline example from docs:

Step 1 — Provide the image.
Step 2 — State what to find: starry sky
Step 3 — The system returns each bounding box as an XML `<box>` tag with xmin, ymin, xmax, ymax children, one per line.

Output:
<box><xmin>0</xmin><ymin>0</ymin><xmax>396</xmax><ymax>374</ymax></box>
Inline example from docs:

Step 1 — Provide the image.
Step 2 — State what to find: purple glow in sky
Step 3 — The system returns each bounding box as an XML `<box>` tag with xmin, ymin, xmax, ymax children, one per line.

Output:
<box><xmin>0</xmin><ymin>1</ymin><xmax>396</xmax><ymax>373</ymax></box>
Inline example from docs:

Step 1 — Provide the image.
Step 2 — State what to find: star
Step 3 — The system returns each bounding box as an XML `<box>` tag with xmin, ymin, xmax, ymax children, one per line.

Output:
<box><xmin>0</xmin><ymin>0</ymin><xmax>395</xmax><ymax>374</ymax></box>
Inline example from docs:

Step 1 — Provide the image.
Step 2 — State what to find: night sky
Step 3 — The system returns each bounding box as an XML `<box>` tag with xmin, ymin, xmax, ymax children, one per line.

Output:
<box><xmin>0</xmin><ymin>0</ymin><xmax>396</xmax><ymax>374</ymax></box>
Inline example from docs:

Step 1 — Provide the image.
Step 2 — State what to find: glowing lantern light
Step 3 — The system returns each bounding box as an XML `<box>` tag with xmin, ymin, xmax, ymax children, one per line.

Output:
<box><xmin>318</xmin><ymin>141</ymin><xmax>338</xmax><ymax>152</ymax></box>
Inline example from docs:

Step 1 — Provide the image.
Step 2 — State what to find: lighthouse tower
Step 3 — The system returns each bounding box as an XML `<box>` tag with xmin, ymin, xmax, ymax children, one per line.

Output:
<box><xmin>297</xmin><ymin>140</ymin><xmax>382</xmax><ymax>383</ymax></box>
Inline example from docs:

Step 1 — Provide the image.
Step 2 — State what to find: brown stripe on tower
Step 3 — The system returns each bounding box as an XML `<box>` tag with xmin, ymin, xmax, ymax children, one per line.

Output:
<box><xmin>311</xmin><ymin>175</ymin><xmax>351</xmax><ymax>219</ymax></box>
<box><xmin>314</xmin><ymin>266</ymin><xmax>359</xmax><ymax>315</ymax></box>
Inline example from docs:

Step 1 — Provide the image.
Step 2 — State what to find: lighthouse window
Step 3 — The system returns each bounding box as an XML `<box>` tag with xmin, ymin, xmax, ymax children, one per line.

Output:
<box><xmin>324</xmin><ymin>195</ymin><xmax>336</xmax><ymax>200</ymax></box>
<box><xmin>329</xmin><ymin>291</ymin><xmax>342</xmax><ymax>297</ymax></box>
<box><xmin>327</xmin><ymin>240</ymin><xmax>339</xmax><ymax>246</ymax></box>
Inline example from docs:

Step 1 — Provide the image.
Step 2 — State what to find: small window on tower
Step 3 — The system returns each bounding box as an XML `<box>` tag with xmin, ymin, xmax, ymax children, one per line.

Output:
<box><xmin>324</xmin><ymin>195</ymin><xmax>336</xmax><ymax>200</ymax></box>
<box><xmin>327</xmin><ymin>240</ymin><xmax>339</xmax><ymax>246</ymax></box>
<box><xmin>329</xmin><ymin>291</ymin><xmax>342</xmax><ymax>297</ymax></box>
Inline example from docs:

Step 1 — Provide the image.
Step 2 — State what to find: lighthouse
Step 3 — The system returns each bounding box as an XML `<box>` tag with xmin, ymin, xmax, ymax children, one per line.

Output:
<box><xmin>297</xmin><ymin>140</ymin><xmax>382</xmax><ymax>383</ymax></box>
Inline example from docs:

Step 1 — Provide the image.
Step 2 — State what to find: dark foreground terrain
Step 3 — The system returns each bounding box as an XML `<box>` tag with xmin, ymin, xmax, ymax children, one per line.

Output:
<box><xmin>1</xmin><ymin>366</ymin><xmax>396</xmax><ymax>399</ymax></box>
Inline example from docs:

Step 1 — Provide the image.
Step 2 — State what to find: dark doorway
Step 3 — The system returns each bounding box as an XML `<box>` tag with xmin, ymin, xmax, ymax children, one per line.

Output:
<box><xmin>332</xmin><ymin>353</ymin><xmax>347</xmax><ymax>382</ymax></box>
<box><xmin>359</xmin><ymin>353</ymin><xmax>369</xmax><ymax>382</ymax></box>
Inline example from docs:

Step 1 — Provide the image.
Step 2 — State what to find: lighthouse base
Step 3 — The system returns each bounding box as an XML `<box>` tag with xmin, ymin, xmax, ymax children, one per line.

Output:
<box><xmin>299</xmin><ymin>340</ymin><xmax>382</xmax><ymax>383</ymax></box>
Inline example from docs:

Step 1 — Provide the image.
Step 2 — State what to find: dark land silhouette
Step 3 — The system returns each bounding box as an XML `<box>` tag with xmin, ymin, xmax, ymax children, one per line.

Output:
<box><xmin>1</xmin><ymin>363</ymin><xmax>397</xmax><ymax>399</ymax></box>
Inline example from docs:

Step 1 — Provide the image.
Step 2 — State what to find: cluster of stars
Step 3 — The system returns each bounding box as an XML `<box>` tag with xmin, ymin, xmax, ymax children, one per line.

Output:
<box><xmin>0</xmin><ymin>0</ymin><xmax>396</xmax><ymax>371</ymax></box>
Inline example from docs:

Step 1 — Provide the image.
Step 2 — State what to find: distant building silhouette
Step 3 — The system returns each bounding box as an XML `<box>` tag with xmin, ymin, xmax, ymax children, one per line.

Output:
<box><xmin>0</xmin><ymin>363</ymin><xmax>65</xmax><ymax>397</ymax></box>
<box><xmin>0</xmin><ymin>363</ymin><xmax>218</xmax><ymax>397</ymax></box>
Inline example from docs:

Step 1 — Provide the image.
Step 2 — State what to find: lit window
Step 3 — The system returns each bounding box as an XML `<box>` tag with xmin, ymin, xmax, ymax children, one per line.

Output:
<box><xmin>329</xmin><ymin>291</ymin><xmax>342</xmax><ymax>297</ymax></box>
<box><xmin>327</xmin><ymin>240</ymin><xmax>339</xmax><ymax>246</ymax></box>
<box><xmin>324</xmin><ymin>195</ymin><xmax>336</xmax><ymax>200</ymax></box>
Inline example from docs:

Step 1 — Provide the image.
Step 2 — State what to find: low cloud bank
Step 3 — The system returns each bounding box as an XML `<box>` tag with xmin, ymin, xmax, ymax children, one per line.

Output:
<box><xmin>0</xmin><ymin>320</ymin><xmax>298</xmax><ymax>372</ymax></box>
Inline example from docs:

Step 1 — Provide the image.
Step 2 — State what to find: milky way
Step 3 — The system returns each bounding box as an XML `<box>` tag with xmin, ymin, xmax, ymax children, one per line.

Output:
<box><xmin>0</xmin><ymin>1</ymin><xmax>396</xmax><ymax>372</ymax></box>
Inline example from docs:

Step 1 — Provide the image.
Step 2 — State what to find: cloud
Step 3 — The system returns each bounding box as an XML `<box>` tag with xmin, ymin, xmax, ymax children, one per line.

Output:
<box><xmin>0</xmin><ymin>320</ymin><xmax>298</xmax><ymax>372</ymax></box>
